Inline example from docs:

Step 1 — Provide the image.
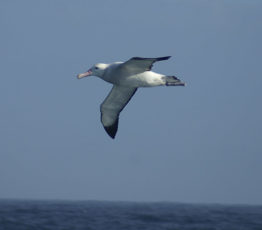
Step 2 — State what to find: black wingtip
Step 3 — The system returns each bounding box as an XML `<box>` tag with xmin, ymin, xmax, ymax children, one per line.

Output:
<box><xmin>104</xmin><ymin>126</ymin><xmax>117</xmax><ymax>139</ymax></box>
<box><xmin>132</xmin><ymin>56</ymin><xmax>171</xmax><ymax>61</ymax></box>
<box><xmin>104</xmin><ymin>119</ymin><xmax>118</xmax><ymax>139</ymax></box>
<box><xmin>157</xmin><ymin>56</ymin><xmax>171</xmax><ymax>61</ymax></box>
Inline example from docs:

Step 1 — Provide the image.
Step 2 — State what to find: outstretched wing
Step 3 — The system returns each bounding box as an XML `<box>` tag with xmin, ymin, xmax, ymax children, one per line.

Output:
<box><xmin>100</xmin><ymin>85</ymin><xmax>137</xmax><ymax>139</ymax></box>
<box><xmin>119</xmin><ymin>56</ymin><xmax>171</xmax><ymax>75</ymax></box>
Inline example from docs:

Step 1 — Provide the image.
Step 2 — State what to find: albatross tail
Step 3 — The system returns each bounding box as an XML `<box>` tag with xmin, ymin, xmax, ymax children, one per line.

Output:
<box><xmin>165</xmin><ymin>76</ymin><xmax>186</xmax><ymax>86</ymax></box>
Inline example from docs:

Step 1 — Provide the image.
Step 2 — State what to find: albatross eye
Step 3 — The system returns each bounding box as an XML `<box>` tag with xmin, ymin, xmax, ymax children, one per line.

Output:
<box><xmin>95</xmin><ymin>67</ymin><xmax>99</xmax><ymax>70</ymax></box>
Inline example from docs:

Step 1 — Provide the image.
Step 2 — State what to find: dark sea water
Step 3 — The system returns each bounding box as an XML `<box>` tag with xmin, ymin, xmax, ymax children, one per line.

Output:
<box><xmin>0</xmin><ymin>200</ymin><xmax>261</xmax><ymax>230</ymax></box>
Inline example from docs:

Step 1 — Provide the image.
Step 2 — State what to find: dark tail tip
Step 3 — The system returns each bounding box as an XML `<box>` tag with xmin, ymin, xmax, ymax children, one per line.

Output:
<box><xmin>165</xmin><ymin>76</ymin><xmax>185</xmax><ymax>86</ymax></box>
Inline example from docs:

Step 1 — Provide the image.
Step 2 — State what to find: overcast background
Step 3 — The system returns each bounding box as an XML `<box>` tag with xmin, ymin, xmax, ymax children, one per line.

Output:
<box><xmin>1</xmin><ymin>0</ymin><xmax>262</xmax><ymax>205</ymax></box>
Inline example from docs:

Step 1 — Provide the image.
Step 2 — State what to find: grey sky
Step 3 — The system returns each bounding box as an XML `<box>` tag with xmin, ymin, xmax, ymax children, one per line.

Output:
<box><xmin>0</xmin><ymin>0</ymin><xmax>262</xmax><ymax>204</ymax></box>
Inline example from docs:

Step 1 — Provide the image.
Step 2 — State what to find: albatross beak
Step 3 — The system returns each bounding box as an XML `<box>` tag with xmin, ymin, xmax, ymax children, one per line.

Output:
<box><xmin>77</xmin><ymin>69</ymin><xmax>92</xmax><ymax>79</ymax></box>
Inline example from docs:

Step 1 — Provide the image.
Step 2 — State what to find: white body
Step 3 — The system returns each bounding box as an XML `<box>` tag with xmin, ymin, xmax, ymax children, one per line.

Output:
<box><xmin>100</xmin><ymin>62</ymin><xmax>166</xmax><ymax>87</ymax></box>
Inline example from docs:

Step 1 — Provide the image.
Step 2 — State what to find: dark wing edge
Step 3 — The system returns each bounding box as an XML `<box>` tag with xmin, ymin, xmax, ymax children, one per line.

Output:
<box><xmin>121</xmin><ymin>56</ymin><xmax>171</xmax><ymax>74</ymax></box>
<box><xmin>147</xmin><ymin>56</ymin><xmax>171</xmax><ymax>70</ymax></box>
<box><xmin>131</xmin><ymin>56</ymin><xmax>171</xmax><ymax>61</ymax></box>
<box><xmin>103</xmin><ymin>118</ymin><xmax>119</xmax><ymax>139</ymax></box>
<box><xmin>100</xmin><ymin>86</ymin><xmax>137</xmax><ymax>139</ymax></box>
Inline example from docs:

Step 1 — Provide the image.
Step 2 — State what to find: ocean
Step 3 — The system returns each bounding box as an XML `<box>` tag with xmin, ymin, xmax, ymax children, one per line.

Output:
<box><xmin>0</xmin><ymin>200</ymin><xmax>261</xmax><ymax>230</ymax></box>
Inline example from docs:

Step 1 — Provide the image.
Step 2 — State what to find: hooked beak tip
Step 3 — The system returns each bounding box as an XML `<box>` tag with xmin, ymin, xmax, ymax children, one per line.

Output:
<box><xmin>77</xmin><ymin>74</ymin><xmax>84</xmax><ymax>79</ymax></box>
<box><xmin>77</xmin><ymin>70</ymin><xmax>92</xmax><ymax>79</ymax></box>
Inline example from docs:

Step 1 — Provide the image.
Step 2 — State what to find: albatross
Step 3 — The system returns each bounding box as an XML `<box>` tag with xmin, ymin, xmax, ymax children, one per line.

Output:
<box><xmin>77</xmin><ymin>56</ymin><xmax>185</xmax><ymax>139</ymax></box>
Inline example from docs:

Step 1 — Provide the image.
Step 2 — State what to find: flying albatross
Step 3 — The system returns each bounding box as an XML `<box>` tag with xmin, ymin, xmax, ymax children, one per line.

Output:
<box><xmin>77</xmin><ymin>56</ymin><xmax>185</xmax><ymax>139</ymax></box>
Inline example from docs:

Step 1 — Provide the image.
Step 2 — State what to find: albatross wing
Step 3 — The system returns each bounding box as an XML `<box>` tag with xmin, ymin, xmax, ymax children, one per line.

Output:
<box><xmin>100</xmin><ymin>85</ymin><xmax>137</xmax><ymax>138</ymax></box>
<box><xmin>119</xmin><ymin>56</ymin><xmax>171</xmax><ymax>75</ymax></box>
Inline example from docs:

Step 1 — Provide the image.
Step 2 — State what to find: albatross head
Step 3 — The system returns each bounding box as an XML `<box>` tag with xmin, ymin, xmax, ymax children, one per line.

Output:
<box><xmin>77</xmin><ymin>63</ymin><xmax>108</xmax><ymax>79</ymax></box>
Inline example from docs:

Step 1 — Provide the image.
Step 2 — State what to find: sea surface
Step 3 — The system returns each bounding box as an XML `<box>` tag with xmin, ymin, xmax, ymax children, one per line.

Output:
<box><xmin>0</xmin><ymin>199</ymin><xmax>261</xmax><ymax>230</ymax></box>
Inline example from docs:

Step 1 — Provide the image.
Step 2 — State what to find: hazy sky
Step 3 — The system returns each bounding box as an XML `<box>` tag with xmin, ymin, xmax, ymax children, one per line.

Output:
<box><xmin>1</xmin><ymin>0</ymin><xmax>262</xmax><ymax>204</ymax></box>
